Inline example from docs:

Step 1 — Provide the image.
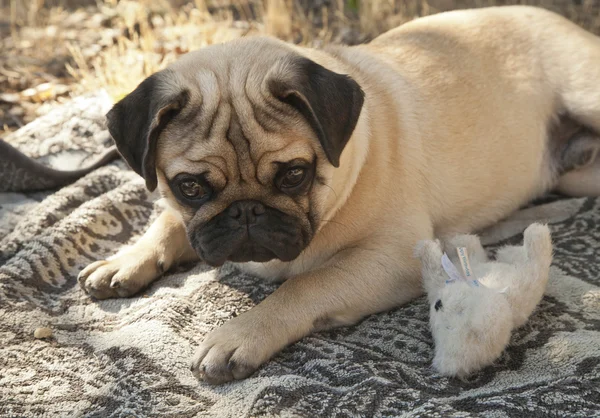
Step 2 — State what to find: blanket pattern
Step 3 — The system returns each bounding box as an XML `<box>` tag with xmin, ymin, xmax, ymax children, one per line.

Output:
<box><xmin>1</xmin><ymin>92</ymin><xmax>599</xmax><ymax>417</ymax></box>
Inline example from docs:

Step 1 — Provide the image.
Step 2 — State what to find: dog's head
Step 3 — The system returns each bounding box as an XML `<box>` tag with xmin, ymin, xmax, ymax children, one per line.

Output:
<box><xmin>107</xmin><ymin>37</ymin><xmax>364</xmax><ymax>266</ymax></box>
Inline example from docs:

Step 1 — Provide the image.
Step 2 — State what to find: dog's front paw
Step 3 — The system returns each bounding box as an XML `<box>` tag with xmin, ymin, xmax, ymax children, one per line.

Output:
<box><xmin>190</xmin><ymin>312</ymin><xmax>285</xmax><ymax>384</ymax></box>
<box><xmin>78</xmin><ymin>250</ymin><xmax>165</xmax><ymax>299</ymax></box>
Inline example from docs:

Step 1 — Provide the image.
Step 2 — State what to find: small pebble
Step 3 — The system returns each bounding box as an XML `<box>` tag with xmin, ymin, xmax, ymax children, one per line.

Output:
<box><xmin>34</xmin><ymin>327</ymin><xmax>53</xmax><ymax>339</ymax></box>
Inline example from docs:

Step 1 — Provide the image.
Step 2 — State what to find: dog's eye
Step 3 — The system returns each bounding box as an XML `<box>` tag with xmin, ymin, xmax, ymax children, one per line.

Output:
<box><xmin>281</xmin><ymin>167</ymin><xmax>306</xmax><ymax>189</ymax></box>
<box><xmin>179</xmin><ymin>180</ymin><xmax>206</xmax><ymax>199</ymax></box>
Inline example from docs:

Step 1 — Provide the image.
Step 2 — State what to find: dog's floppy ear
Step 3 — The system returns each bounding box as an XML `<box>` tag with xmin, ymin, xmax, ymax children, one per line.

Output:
<box><xmin>106</xmin><ymin>69</ymin><xmax>188</xmax><ymax>191</ymax></box>
<box><xmin>269</xmin><ymin>57</ymin><xmax>365</xmax><ymax>167</ymax></box>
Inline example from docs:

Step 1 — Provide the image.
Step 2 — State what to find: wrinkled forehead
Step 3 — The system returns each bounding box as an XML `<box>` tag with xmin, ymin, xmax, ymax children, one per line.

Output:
<box><xmin>156</xmin><ymin>54</ymin><xmax>318</xmax><ymax>181</ymax></box>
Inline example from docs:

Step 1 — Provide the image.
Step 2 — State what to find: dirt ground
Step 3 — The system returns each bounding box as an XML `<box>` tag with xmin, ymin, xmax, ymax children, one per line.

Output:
<box><xmin>1</xmin><ymin>0</ymin><xmax>599</xmax><ymax>137</ymax></box>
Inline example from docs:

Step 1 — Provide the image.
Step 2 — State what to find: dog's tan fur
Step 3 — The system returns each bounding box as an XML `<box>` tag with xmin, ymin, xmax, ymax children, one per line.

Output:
<box><xmin>79</xmin><ymin>6</ymin><xmax>600</xmax><ymax>384</ymax></box>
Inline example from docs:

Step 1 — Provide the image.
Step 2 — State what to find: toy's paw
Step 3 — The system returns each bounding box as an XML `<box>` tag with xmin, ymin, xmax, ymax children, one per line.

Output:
<box><xmin>523</xmin><ymin>223</ymin><xmax>552</xmax><ymax>261</ymax></box>
<box><xmin>496</xmin><ymin>224</ymin><xmax>552</xmax><ymax>266</ymax></box>
<box><xmin>495</xmin><ymin>245</ymin><xmax>527</xmax><ymax>264</ymax></box>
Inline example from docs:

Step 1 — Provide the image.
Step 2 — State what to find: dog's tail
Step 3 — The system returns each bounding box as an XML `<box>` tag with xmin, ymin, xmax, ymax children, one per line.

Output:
<box><xmin>0</xmin><ymin>138</ymin><xmax>121</xmax><ymax>193</ymax></box>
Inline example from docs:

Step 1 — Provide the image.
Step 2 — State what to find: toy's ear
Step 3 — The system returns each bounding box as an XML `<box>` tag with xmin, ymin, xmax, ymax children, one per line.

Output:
<box><xmin>441</xmin><ymin>234</ymin><xmax>488</xmax><ymax>264</ymax></box>
<box><xmin>414</xmin><ymin>239</ymin><xmax>446</xmax><ymax>301</ymax></box>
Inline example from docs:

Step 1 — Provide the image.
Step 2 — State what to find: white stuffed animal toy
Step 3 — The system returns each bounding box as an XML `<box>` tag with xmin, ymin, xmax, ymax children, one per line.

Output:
<box><xmin>414</xmin><ymin>223</ymin><xmax>553</xmax><ymax>378</ymax></box>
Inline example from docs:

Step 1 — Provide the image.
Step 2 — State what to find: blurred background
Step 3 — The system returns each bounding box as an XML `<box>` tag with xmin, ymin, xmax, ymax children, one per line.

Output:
<box><xmin>1</xmin><ymin>0</ymin><xmax>599</xmax><ymax>136</ymax></box>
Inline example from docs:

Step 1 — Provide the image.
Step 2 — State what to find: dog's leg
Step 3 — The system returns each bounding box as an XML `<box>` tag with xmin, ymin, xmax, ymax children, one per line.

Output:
<box><xmin>551</xmin><ymin>27</ymin><xmax>600</xmax><ymax>196</ymax></box>
<box><xmin>190</xmin><ymin>241</ymin><xmax>425</xmax><ymax>384</ymax></box>
<box><xmin>531</xmin><ymin>14</ymin><xmax>600</xmax><ymax>198</ymax></box>
<box><xmin>554</xmin><ymin>128</ymin><xmax>600</xmax><ymax>196</ymax></box>
<box><xmin>560</xmin><ymin>132</ymin><xmax>600</xmax><ymax>172</ymax></box>
<box><xmin>556</xmin><ymin>155</ymin><xmax>600</xmax><ymax>197</ymax></box>
<box><xmin>78</xmin><ymin>207</ymin><xmax>198</xmax><ymax>299</ymax></box>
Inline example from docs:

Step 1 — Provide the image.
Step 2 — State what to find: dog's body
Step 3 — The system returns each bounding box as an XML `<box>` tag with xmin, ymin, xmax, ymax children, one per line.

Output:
<box><xmin>78</xmin><ymin>6</ymin><xmax>600</xmax><ymax>384</ymax></box>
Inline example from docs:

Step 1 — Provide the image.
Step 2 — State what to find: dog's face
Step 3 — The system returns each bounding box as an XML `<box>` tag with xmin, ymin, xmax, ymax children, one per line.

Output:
<box><xmin>106</xmin><ymin>37</ymin><xmax>364</xmax><ymax>266</ymax></box>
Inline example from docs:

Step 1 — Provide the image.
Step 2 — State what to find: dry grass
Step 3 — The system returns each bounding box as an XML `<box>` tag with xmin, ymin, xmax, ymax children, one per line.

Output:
<box><xmin>1</xmin><ymin>0</ymin><xmax>600</xmax><ymax>135</ymax></box>
<box><xmin>62</xmin><ymin>0</ymin><xmax>424</xmax><ymax>100</ymax></box>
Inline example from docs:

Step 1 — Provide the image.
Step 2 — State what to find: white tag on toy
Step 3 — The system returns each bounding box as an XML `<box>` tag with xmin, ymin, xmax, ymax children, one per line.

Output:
<box><xmin>456</xmin><ymin>247</ymin><xmax>473</xmax><ymax>278</ymax></box>
<box><xmin>441</xmin><ymin>253</ymin><xmax>463</xmax><ymax>284</ymax></box>
<box><xmin>456</xmin><ymin>247</ymin><xmax>480</xmax><ymax>287</ymax></box>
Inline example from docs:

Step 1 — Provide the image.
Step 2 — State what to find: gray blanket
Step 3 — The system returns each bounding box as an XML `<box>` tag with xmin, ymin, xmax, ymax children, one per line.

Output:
<box><xmin>1</xmin><ymin>92</ymin><xmax>599</xmax><ymax>417</ymax></box>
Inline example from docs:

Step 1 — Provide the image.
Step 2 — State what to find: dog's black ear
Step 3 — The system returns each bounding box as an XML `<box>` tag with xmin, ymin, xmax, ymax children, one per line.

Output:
<box><xmin>106</xmin><ymin>70</ymin><xmax>188</xmax><ymax>191</ymax></box>
<box><xmin>270</xmin><ymin>57</ymin><xmax>365</xmax><ymax>167</ymax></box>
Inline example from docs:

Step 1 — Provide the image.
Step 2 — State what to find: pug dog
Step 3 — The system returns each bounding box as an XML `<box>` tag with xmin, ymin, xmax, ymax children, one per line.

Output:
<box><xmin>78</xmin><ymin>5</ymin><xmax>600</xmax><ymax>384</ymax></box>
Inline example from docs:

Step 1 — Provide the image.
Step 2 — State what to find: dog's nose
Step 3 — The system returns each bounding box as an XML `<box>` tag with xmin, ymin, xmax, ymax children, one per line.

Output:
<box><xmin>228</xmin><ymin>200</ymin><xmax>266</xmax><ymax>225</ymax></box>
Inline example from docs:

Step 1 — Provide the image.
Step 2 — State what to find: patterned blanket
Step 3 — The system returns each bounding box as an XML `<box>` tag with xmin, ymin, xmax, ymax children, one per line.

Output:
<box><xmin>1</xmin><ymin>92</ymin><xmax>599</xmax><ymax>417</ymax></box>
